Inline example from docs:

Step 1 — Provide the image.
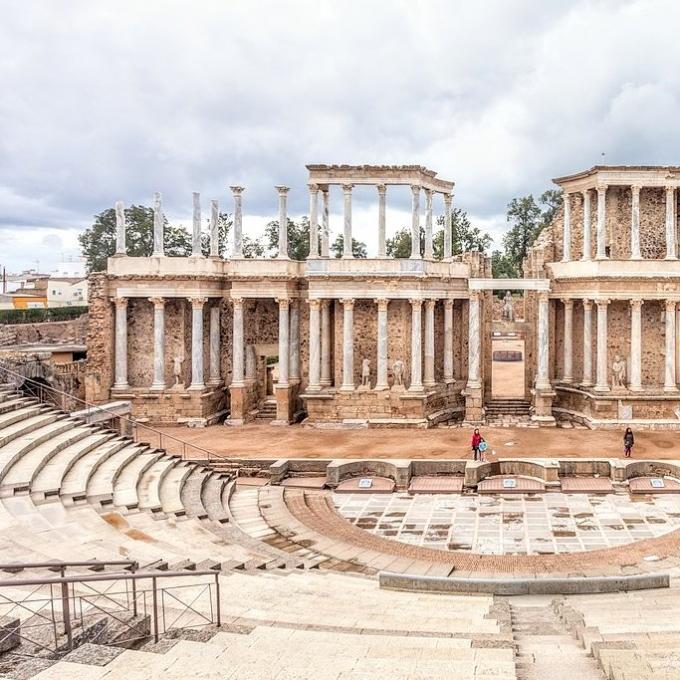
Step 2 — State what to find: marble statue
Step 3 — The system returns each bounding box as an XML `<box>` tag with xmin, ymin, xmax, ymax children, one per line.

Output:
<box><xmin>612</xmin><ymin>354</ymin><xmax>627</xmax><ymax>389</ymax></box>
<box><xmin>392</xmin><ymin>359</ymin><xmax>405</xmax><ymax>386</ymax></box>
<box><xmin>501</xmin><ymin>291</ymin><xmax>514</xmax><ymax>322</ymax></box>
<box><xmin>172</xmin><ymin>356</ymin><xmax>184</xmax><ymax>387</ymax></box>
<box><xmin>361</xmin><ymin>358</ymin><xmax>371</xmax><ymax>387</ymax></box>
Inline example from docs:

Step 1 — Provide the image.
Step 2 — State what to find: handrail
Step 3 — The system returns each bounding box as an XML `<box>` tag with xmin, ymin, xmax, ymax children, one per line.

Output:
<box><xmin>0</xmin><ymin>559</ymin><xmax>138</xmax><ymax>572</ymax></box>
<box><xmin>0</xmin><ymin>569</ymin><xmax>219</xmax><ymax>588</ymax></box>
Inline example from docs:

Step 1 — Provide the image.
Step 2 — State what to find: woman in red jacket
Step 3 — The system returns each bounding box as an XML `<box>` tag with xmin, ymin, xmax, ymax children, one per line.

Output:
<box><xmin>471</xmin><ymin>429</ymin><xmax>484</xmax><ymax>461</ymax></box>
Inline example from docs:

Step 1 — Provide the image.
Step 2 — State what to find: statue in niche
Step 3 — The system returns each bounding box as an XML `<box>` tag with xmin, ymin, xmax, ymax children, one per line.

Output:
<box><xmin>612</xmin><ymin>354</ymin><xmax>627</xmax><ymax>389</ymax></box>
<box><xmin>172</xmin><ymin>355</ymin><xmax>184</xmax><ymax>387</ymax></box>
<box><xmin>501</xmin><ymin>290</ymin><xmax>514</xmax><ymax>322</ymax></box>
<box><xmin>359</xmin><ymin>358</ymin><xmax>371</xmax><ymax>390</ymax></box>
<box><xmin>392</xmin><ymin>359</ymin><xmax>405</xmax><ymax>390</ymax></box>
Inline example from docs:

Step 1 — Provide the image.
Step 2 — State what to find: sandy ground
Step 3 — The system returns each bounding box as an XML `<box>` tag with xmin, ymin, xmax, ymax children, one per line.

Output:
<box><xmin>148</xmin><ymin>423</ymin><xmax>680</xmax><ymax>460</ymax></box>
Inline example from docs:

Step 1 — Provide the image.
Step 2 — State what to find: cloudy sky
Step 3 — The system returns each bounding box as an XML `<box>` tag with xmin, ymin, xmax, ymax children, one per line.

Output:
<box><xmin>2</xmin><ymin>0</ymin><xmax>680</xmax><ymax>272</ymax></box>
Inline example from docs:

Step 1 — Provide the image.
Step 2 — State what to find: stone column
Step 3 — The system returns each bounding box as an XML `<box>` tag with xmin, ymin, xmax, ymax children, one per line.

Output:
<box><xmin>444</xmin><ymin>299</ymin><xmax>454</xmax><ymax>382</ymax></box>
<box><xmin>189</xmin><ymin>297</ymin><xmax>207</xmax><ymax>389</ymax></box>
<box><xmin>535</xmin><ymin>292</ymin><xmax>551</xmax><ymax>391</ymax></box>
<box><xmin>340</xmin><ymin>298</ymin><xmax>354</xmax><ymax>390</ymax></box>
<box><xmin>377</xmin><ymin>184</ymin><xmax>387</xmax><ymax>258</ymax></box>
<box><xmin>308</xmin><ymin>184</ymin><xmax>319</xmax><ymax>259</ymax></box>
<box><xmin>342</xmin><ymin>184</ymin><xmax>353</xmax><ymax>258</ymax></box>
<box><xmin>152</xmin><ymin>192</ymin><xmax>164</xmax><ymax>257</ymax></box>
<box><xmin>113</xmin><ymin>297</ymin><xmax>129</xmax><ymax>389</ymax></box>
<box><xmin>276</xmin><ymin>298</ymin><xmax>290</xmax><ymax>386</ymax></box>
<box><xmin>307</xmin><ymin>299</ymin><xmax>321</xmax><ymax>391</ymax></box>
<box><xmin>231</xmin><ymin>297</ymin><xmax>245</xmax><ymax>387</ymax></box>
<box><xmin>582</xmin><ymin>299</ymin><xmax>594</xmax><ymax>387</ymax></box>
<box><xmin>467</xmin><ymin>292</ymin><xmax>482</xmax><ymax>390</ymax></box>
<box><xmin>275</xmin><ymin>186</ymin><xmax>289</xmax><ymax>259</ymax></box>
<box><xmin>562</xmin><ymin>299</ymin><xmax>574</xmax><ymax>383</ymax></box>
<box><xmin>209</xmin><ymin>303</ymin><xmax>220</xmax><ymax>384</ymax></box>
<box><xmin>149</xmin><ymin>297</ymin><xmax>166</xmax><ymax>389</ymax></box>
<box><xmin>444</xmin><ymin>194</ymin><xmax>453</xmax><ymax>259</ymax></box>
<box><xmin>114</xmin><ymin>201</ymin><xmax>126</xmax><ymax>256</ymax></box>
<box><xmin>209</xmin><ymin>199</ymin><xmax>219</xmax><ymax>258</ymax></box>
<box><xmin>320</xmin><ymin>300</ymin><xmax>332</xmax><ymax>386</ymax></box>
<box><xmin>231</xmin><ymin>186</ymin><xmax>244</xmax><ymax>257</ymax></box>
<box><xmin>666</xmin><ymin>185</ymin><xmax>677</xmax><ymax>260</ymax></box>
<box><xmin>289</xmin><ymin>299</ymin><xmax>300</xmax><ymax>382</ymax></box>
<box><xmin>410</xmin><ymin>185</ymin><xmax>421</xmax><ymax>259</ymax></box>
<box><xmin>192</xmin><ymin>192</ymin><xmax>202</xmax><ymax>256</ymax></box>
<box><xmin>424</xmin><ymin>189</ymin><xmax>434</xmax><ymax>259</ymax></box>
<box><xmin>321</xmin><ymin>187</ymin><xmax>330</xmax><ymax>258</ymax></box>
<box><xmin>629</xmin><ymin>299</ymin><xmax>643</xmax><ymax>392</ymax></box>
<box><xmin>409</xmin><ymin>298</ymin><xmax>423</xmax><ymax>391</ymax></box>
<box><xmin>581</xmin><ymin>190</ymin><xmax>592</xmax><ymax>261</ymax></box>
<box><xmin>594</xmin><ymin>299</ymin><xmax>610</xmax><ymax>392</ymax></box>
<box><xmin>665</xmin><ymin>299</ymin><xmax>678</xmax><ymax>392</ymax></box>
<box><xmin>631</xmin><ymin>185</ymin><xmax>642</xmax><ymax>259</ymax></box>
<box><xmin>423</xmin><ymin>299</ymin><xmax>436</xmax><ymax>387</ymax></box>
<box><xmin>562</xmin><ymin>193</ymin><xmax>571</xmax><ymax>262</ymax></box>
<box><xmin>596</xmin><ymin>184</ymin><xmax>608</xmax><ymax>260</ymax></box>
<box><xmin>375</xmin><ymin>298</ymin><xmax>389</xmax><ymax>390</ymax></box>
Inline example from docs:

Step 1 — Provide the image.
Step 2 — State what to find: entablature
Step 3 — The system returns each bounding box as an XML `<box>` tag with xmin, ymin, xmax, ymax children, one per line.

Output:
<box><xmin>553</xmin><ymin>165</ymin><xmax>680</xmax><ymax>194</ymax></box>
<box><xmin>549</xmin><ymin>260</ymin><xmax>680</xmax><ymax>280</ymax></box>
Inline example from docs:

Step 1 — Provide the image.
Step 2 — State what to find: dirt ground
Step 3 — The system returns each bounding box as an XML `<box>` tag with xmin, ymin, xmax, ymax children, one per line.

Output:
<box><xmin>151</xmin><ymin>423</ymin><xmax>680</xmax><ymax>460</ymax></box>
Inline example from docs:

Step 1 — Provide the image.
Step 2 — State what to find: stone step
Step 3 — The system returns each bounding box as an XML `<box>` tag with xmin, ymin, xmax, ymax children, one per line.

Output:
<box><xmin>111</xmin><ymin>449</ymin><xmax>165</xmax><ymax>510</ymax></box>
<box><xmin>137</xmin><ymin>456</ymin><xmax>181</xmax><ymax>512</ymax></box>
<box><xmin>159</xmin><ymin>461</ymin><xmax>196</xmax><ymax>517</ymax></box>
<box><xmin>86</xmin><ymin>443</ymin><xmax>151</xmax><ymax>507</ymax></box>
<box><xmin>0</xmin><ymin>408</ymin><xmax>60</xmax><ymax>447</ymax></box>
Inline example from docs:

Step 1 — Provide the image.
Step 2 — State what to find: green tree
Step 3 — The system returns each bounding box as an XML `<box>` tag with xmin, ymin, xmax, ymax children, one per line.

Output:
<box><xmin>538</xmin><ymin>188</ymin><xmax>563</xmax><ymax>229</ymax></box>
<box><xmin>385</xmin><ymin>227</ymin><xmax>423</xmax><ymax>258</ymax></box>
<box><xmin>433</xmin><ymin>207</ymin><xmax>492</xmax><ymax>258</ymax></box>
<box><xmin>501</xmin><ymin>195</ymin><xmax>543</xmax><ymax>275</ymax></box>
<box><xmin>199</xmin><ymin>213</ymin><xmax>232</xmax><ymax>258</ymax></box>
<box><xmin>491</xmin><ymin>250</ymin><xmax>517</xmax><ymax>278</ymax></box>
<box><xmin>242</xmin><ymin>234</ymin><xmax>265</xmax><ymax>258</ymax></box>
<box><xmin>263</xmin><ymin>217</ymin><xmax>310</xmax><ymax>260</ymax></box>
<box><xmin>331</xmin><ymin>234</ymin><xmax>367</xmax><ymax>258</ymax></box>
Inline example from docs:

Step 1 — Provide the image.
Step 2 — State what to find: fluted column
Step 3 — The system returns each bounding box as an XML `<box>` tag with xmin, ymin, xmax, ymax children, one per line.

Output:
<box><xmin>444</xmin><ymin>299</ymin><xmax>454</xmax><ymax>382</ymax></box>
<box><xmin>535</xmin><ymin>292</ymin><xmax>551</xmax><ymax>391</ymax></box>
<box><xmin>114</xmin><ymin>201</ymin><xmax>126</xmax><ymax>256</ymax></box>
<box><xmin>189</xmin><ymin>297</ymin><xmax>207</xmax><ymax>389</ymax></box>
<box><xmin>152</xmin><ymin>192</ymin><xmax>164</xmax><ymax>257</ymax></box>
<box><xmin>377</xmin><ymin>184</ymin><xmax>387</xmax><ymax>258</ymax></box>
<box><xmin>149</xmin><ymin>297</ymin><xmax>166</xmax><ymax>389</ymax></box>
<box><xmin>289</xmin><ymin>299</ymin><xmax>300</xmax><ymax>382</ymax></box>
<box><xmin>424</xmin><ymin>189</ymin><xmax>434</xmax><ymax>259</ymax></box>
<box><xmin>209</xmin><ymin>199</ymin><xmax>219</xmax><ymax>258</ymax></box>
<box><xmin>666</xmin><ymin>185</ymin><xmax>677</xmax><ymax>260</ymax></box>
<box><xmin>562</xmin><ymin>193</ymin><xmax>571</xmax><ymax>262</ymax></box>
<box><xmin>467</xmin><ymin>292</ymin><xmax>482</xmax><ymax>390</ymax></box>
<box><xmin>631</xmin><ymin>185</ymin><xmax>641</xmax><ymax>260</ymax></box>
<box><xmin>231</xmin><ymin>186</ymin><xmax>244</xmax><ymax>258</ymax></box>
<box><xmin>113</xmin><ymin>297</ymin><xmax>129</xmax><ymax>389</ymax></box>
<box><xmin>308</xmin><ymin>184</ymin><xmax>319</xmax><ymax>259</ymax></box>
<box><xmin>276</xmin><ymin>298</ymin><xmax>290</xmax><ymax>387</ymax></box>
<box><xmin>342</xmin><ymin>184</ymin><xmax>353</xmax><ymax>258</ymax></box>
<box><xmin>410</xmin><ymin>185</ymin><xmax>421</xmax><ymax>259</ymax></box>
<box><xmin>409</xmin><ymin>299</ymin><xmax>423</xmax><ymax>391</ymax></box>
<box><xmin>231</xmin><ymin>297</ymin><xmax>245</xmax><ymax>387</ymax></box>
<box><xmin>562</xmin><ymin>299</ymin><xmax>573</xmax><ymax>383</ymax></box>
<box><xmin>423</xmin><ymin>299</ymin><xmax>436</xmax><ymax>387</ymax></box>
<box><xmin>594</xmin><ymin>299</ymin><xmax>610</xmax><ymax>392</ymax></box>
<box><xmin>444</xmin><ymin>194</ymin><xmax>453</xmax><ymax>259</ymax></box>
<box><xmin>340</xmin><ymin>298</ymin><xmax>354</xmax><ymax>390</ymax></box>
<box><xmin>307</xmin><ymin>299</ymin><xmax>321</xmax><ymax>391</ymax></box>
<box><xmin>321</xmin><ymin>187</ymin><xmax>330</xmax><ymax>258</ymax></box>
<box><xmin>320</xmin><ymin>300</ymin><xmax>332</xmax><ymax>386</ymax></box>
<box><xmin>582</xmin><ymin>299</ymin><xmax>594</xmax><ymax>387</ymax></box>
<box><xmin>581</xmin><ymin>190</ymin><xmax>592</xmax><ymax>261</ymax></box>
<box><xmin>375</xmin><ymin>298</ymin><xmax>389</xmax><ymax>390</ymax></box>
<box><xmin>629</xmin><ymin>299</ymin><xmax>643</xmax><ymax>392</ymax></box>
<box><xmin>596</xmin><ymin>184</ymin><xmax>608</xmax><ymax>260</ymax></box>
<box><xmin>192</xmin><ymin>192</ymin><xmax>202</xmax><ymax>256</ymax></box>
<box><xmin>665</xmin><ymin>299</ymin><xmax>678</xmax><ymax>392</ymax></box>
<box><xmin>275</xmin><ymin>186</ymin><xmax>289</xmax><ymax>259</ymax></box>
<box><xmin>209</xmin><ymin>303</ymin><xmax>221</xmax><ymax>384</ymax></box>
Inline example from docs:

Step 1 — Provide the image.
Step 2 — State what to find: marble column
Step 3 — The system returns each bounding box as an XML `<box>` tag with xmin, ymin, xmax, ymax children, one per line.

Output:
<box><xmin>444</xmin><ymin>299</ymin><xmax>454</xmax><ymax>382</ymax></box>
<box><xmin>377</xmin><ymin>184</ymin><xmax>387</xmax><ymax>258</ymax></box>
<box><xmin>443</xmin><ymin>194</ymin><xmax>453</xmax><ymax>259</ymax></box>
<box><xmin>466</xmin><ymin>292</ymin><xmax>481</xmax><ymax>390</ymax></box>
<box><xmin>231</xmin><ymin>297</ymin><xmax>245</xmax><ymax>387</ymax></box>
<box><xmin>209</xmin><ymin>303</ymin><xmax>220</xmax><ymax>384</ymax></box>
<box><xmin>631</xmin><ymin>185</ymin><xmax>642</xmax><ymax>259</ymax></box>
<box><xmin>307</xmin><ymin>299</ymin><xmax>321</xmax><ymax>391</ymax></box>
<box><xmin>594</xmin><ymin>299</ymin><xmax>610</xmax><ymax>392</ymax></box>
<box><xmin>424</xmin><ymin>189</ymin><xmax>434</xmax><ymax>259</ymax></box>
<box><xmin>113</xmin><ymin>297</ymin><xmax>129</xmax><ymax>389</ymax></box>
<box><xmin>582</xmin><ymin>299</ymin><xmax>594</xmax><ymax>387</ymax></box>
<box><xmin>666</xmin><ymin>185</ymin><xmax>677</xmax><ymax>260</ymax></box>
<box><xmin>340</xmin><ymin>298</ymin><xmax>354</xmax><ymax>390</ymax></box>
<box><xmin>275</xmin><ymin>186</ymin><xmax>289</xmax><ymax>259</ymax></box>
<box><xmin>231</xmin><ymin>186</ymin><xmax>244</xmax><ymax>257</ymax></box>
<box><xmin>424</xmin><ymin>298</ymin><xmax>436</xmax><ymax>387</ymax></box>
<box><xmin>289</xmin><ymin>299</ymin><xmax>300</xmax><ymax>382</ymax></box>
<box><xmin>308</xmin><ymin>184</ymin><xmax>319</xmax><ymax>259</ymax></box>
<box><xmin>410</xmin><ymin>185</ymin><xmax>421</xmax><ymax>259</ymax></box>
<box><xmin>149</xmin><ymin>297</ymin><xmax>166</xmax><ymax>389</ymax></box>
<box><xmin>276</xmin><ymin>298</ymin><xmax>290</xmax><ymax>386</ymax></box>
<box><xmin>375</xmin><ymin>298</ymin><xmax>389</xmax><ymax>390</ymax></box>
<box><xmin>409</xmin><ymin>298</ymin><xmax>423</xmax><ymax>391</ymax></box>
<box><xmin>209</xmin><ymin>199</ymin><xmax>219</xmax><ymax>258</ymax></box>
<box><xmin>562</xmin><ymin>299</ymin><xmax>574</xmax><ymax>383</ymax></box>
<box><xmin>321</xmin><ymin>187</ymin><xmax>330</xmax><ymax>258</ymax></box>
<box><xmin>192</xmin><ymin>192</ymin><xmax>202</xmax><ymax>256</ymax></box>
<box><xmin>535</xmin><ymin>293</ymin><xmax>551</xmax><ymax>391</ymax></box>
<box><xmin>342</xmin><ymin>184</ymin><xmax>353</xmax><ymax>258</ymax></box>
<box><xmin>152</xmin><ymin>192</ymin><xmax>164</xmax><ymax>257</ymax></box>
<box><xmin>665</xmin><ymin>300</ymin><xmax>678</xmax><ymax>392</ymax></box>
<box><xmin>596</xmin><ymin>184</ymin><xmax>608</xmax><ymax>260</ymax></box>
<box><xmin>189</xmin><ymin>297</ymin><xmax>206</xmax><ymax>389</ymax></box>
<box><xmin>629</xmin><ymin>299</ymin><xmax>643</xmax><ymax>392</ymax></box>
<box><xmin>320</xmin><ymin>300</ymin><xmax>332</xmax><ymax>386</ymax></box>
<box><xmin>562</xmin><ymin>193</ymin><xmax>571</xmax><ymax>262</ymax></box>
<box><xmin>114</xmin><ymin>201</ymin><xmax>126</xmax><ymax>256</ymax></box>
<box><xmin>581</xmin><ymin>190</ymin><xmax>592</xmax><ymax>261</ymax></box>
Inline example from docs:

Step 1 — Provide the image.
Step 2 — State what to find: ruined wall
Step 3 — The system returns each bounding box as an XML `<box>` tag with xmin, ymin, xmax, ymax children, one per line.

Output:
<box><xmin>0</xmin><ymin>316</ymin><xmax>88</xmax><ymax>347</ymax></box>
<box><xmin>85</xmin><ymin>274</ymin><xmax>113</xmax><ymax>404</ymax></box>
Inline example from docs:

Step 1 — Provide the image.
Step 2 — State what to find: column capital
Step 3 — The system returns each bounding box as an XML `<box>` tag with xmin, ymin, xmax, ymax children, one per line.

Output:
<box><xmin>425</xmin><ymin>298</ymin><xmax>436</xmax><ymax>310</ymax></box>
<box><xmin>307</xmin><ymin>298</ymin><xmax>321</xmax><ymax>311</ymax></box>
<box><xmin>409</xmin><ymin>297</ymin><xmax>423</xmax><ymax>307</ymax></box>
<box><xmin>595</xmin><ymin>298</ymin><xmax>611</xmax><ymax>307</ymax></box>
<box><xmin>469</xmin><ymin>290</ymin><xmax>483</xmax><ymax>302</ymax></box>
<box><xmin>275</xmin><ymin>185</ymin><xmax>290</xmax><ymax>195</ymax></box>
<box><xmin>630</xmin><ymin>298</ymin><xmax>644</xmax><ymax>309</ymax></box>
<box><xmin>189</xmin><ymin>296</ymin><xmax>207</xmax><ymax>309</ymax></box>
<box><xmin>276</xmin><ymin>297</ymin><xmax>290</xmax><ymax>310</ymax></box>
<box><xmin>423</xmin><ymin>187</ymin><xmax>433</xmax><ymax>198</ymax></box>
<box><xmin>374</xmin><ymin>297</ymin><xmax>389</xmax><ymax>311</ymax></box>
<box><xmin>538</xmin><ymin>291</ymin><xmax>550</xmax><ymax>304</ymax></box>
<box><xmin>443</xmin><ymin>193</ymin><xmax>453</xmax><ymax>208</ymax></box>
<box><xmin>230</xmin><ymin>295</ymin><xmax>244</xmax><ymax>308</ymax></box>
<box><xmin>230</xmin><ymin>185</ymin><xmax>244</xmax><ymax>195</ymax></box>
<box><xmin>596</xmin><ymin>183</ymin><xmax>608</xmax><ymax>194</ymax></box>
<box><xmin>666</xmin><ymin>298</ymin><xmax>679</xmax><ymax>311</ymax></box>
<box><xmin>320</xmin><ymin>298</ymin><xmax>331</xmax><ymax>309</ymax></box>
<box><xmin>631</xmin><ymin>184</ymin><xmax>642</xmax><ymax>194</ymax></box>
<box><xmin>339</xmin><ymin>297</ymin><xmax>355</xmax><ymax>310</ymax></box>
<box><xmin>410</xmin><ymin>184</ymin><xmax>421</xmax><ymax>195</ymax></box>
<box><xmin>112</xmin><ymin>296</ymin><xmax>128</xmax><ymax>308</ymax></box>
<box><xmin>560</xmin><ymin>298</ymin><xmax>574</xmax><ymax>309</ymax></box>
<box><xmin>341</xmin><ymin>183</ymin><xmax>354</xmax><ymax>193</ymax></box>
<box><xmin>376</xmin><ymin>183</ymin><xmax>386</xmax><ymax>195</ymax></box>
<box><xmin>308</xmin><ymin>183</ymin><xmax>319</xmax><ymax>194</ymax></box>
<box><xmin>443</xmin><ymin>298</ymin><xmax>454</xmax><ymax>310</ymax></box>
<box><xmin>581</xmin><ymin>188</ymin><xmax>591</xmax><ymax>200</ymax></box>
<box><xmin>582</xmin><ymin>298</ymin><xmax>593</xmax><ymax>311</ymax></box>
<box><xmin>666</xmin><ymin>184</ymin><xmax>676</xmax><ymax>194</ymax></box>
<box><xmin>148</xmin><ymin>296</ymin><xmax>165</xmax><ymax>308</ymax></box>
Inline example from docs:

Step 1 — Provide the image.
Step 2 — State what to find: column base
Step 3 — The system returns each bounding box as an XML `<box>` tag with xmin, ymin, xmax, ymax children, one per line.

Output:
<box><xmin>594</xmin><ymin>384</ymin><xmax>610</xmax><ymax>393</ymax></box>
<box><xmin>306</xmin><ymin>384</ymin><xmax>323</xmax><ymax>393</ymax></box>
<box><xmin>535</xmin><ymin>380</ymin><xmax>552</xmax><ymax>391</ymax></box>
<box><xmin>664</xmin><ymin>385</ymin><xmax>679</xmax><ymax>393</ymax></box>
<box><xmin>665</xmin><ymin>255</ymin><xmax>678</xmax><ymax>261</ymax></box>
<box><xmin>409</xmin><ymin>254</ymin><xmax>422</xmax><ymax>260</ymax></box>
<box><xmin>562</xmin><ymin>377</ymin><xmax>573</xmax><ymax>384</ymax></box>
<box><xmin>581</xmin><ymin>380</ymin><xmax>594</xmax><ymax>388</ymax></box>
<box><xmin>274</xmin><ymin>384</ymin><xmax>294</xmax><ymax>424</ymax></box>
<box><xmin>150</xmin><ymin>382</ymin><xmax>166</xmax><ymax>391</ymax></box>
<box><xmin>188</xmin><ymin>383</ymin><xmax>205</xmax><ymax>391</ymax></box>
<box><xmin>339</xmin><ymin>384</ymin><xmax>355</xmax><ymax>392</ymax></box>
<box><xmin>628</xmin><ymin>384</ymin><xmax>643</xmax><ymax>392</ymax></box>
<box><xmin>113</xmin><ymin>382</ymin><xmax>130</xmax><ymax>391</ymax></box>
<box><xmin>595</xmin><ymin>254</ymin><xmax>609</xmax><ymax>261</ymax></box>
<box><xmin>320</xmin><ymin>380</ymin><xmax>332</xmax><ymax>387</ymax></box>
<box><xmin>580</xmin><ymin>256</ymin><xmax>592</xmax><ymax>262</ymax></box>
<box><xmin>341</xmin><ymin>254</ymin><xmax>354</xmax><ymax>260</ymax></box>
<box><xmin>408</xmin><ymin>384</ymin><xmax>424</xmax><ymax>393</ymax></box>
<box><xmin>374</xmin><ymin>384</ymin><xmax>389</xmax><ymax>392</ymax></box>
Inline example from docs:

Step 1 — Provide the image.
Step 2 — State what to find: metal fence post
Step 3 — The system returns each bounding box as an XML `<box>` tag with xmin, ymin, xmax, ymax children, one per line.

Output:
<box><xmin>215</xmin><ymin>573</ymin><xmax>221</xmax><ymax>628</ymax></box>
<box><xmin>152</xmin><ymin>576</ymin><xmax>159</xmax><ymax>643</ymax></box>
<box><xmin>60</xmin><ymin>580</ymin><xmax>73</xmax><ymax>650</ymax></box>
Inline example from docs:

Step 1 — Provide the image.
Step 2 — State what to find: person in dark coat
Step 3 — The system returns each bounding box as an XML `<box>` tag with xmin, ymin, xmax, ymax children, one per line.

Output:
<box><xmin>623</xmin><ymin>427</ymin><xmax>634</xmax><ymax>457</ymax></box>
<box><xmin>471</xmin><ymin>429</ymin><xmax>484</xmax><ymax>461</ymax></box>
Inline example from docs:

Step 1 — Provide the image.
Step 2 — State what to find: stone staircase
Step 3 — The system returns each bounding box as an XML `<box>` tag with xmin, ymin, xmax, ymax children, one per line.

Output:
<box><xmin>485</xmin><ymin>399</ymin><xmax>532</xmax><ymax>418</ymax></box>
<box><xmin>254</xmin><ymin>398</ymin><xmax>277</xmax><ymax>421</ymax></box>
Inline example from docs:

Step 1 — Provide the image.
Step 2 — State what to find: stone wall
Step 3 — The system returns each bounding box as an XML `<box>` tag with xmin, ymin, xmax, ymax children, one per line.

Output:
<box><xmin>85</xmin><ymin>274</ymin><xmax>113</xmax><ymax>404</ymax></box>
<box><xmin>0</xmin><ymin>316</ymin><xmax>88</xmax><ymax>347</ymax></box>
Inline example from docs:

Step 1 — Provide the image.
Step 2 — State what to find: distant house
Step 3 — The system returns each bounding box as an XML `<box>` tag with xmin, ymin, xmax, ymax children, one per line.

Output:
<box><xmin>47</xmin><ymin>277</ymin><xmax>88</xmax><ymax>308</ymax></box>
<box><xmin>9</xmin><ymin>276</ymin><xmax>49</xmax><ymax>309</ymax></box>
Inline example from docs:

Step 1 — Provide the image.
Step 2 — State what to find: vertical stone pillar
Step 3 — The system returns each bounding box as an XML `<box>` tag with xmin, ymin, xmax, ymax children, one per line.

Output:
<box><xmin>377</xmin><ymin>184</ymin><xmax>387</xmax><ymax>258</ymax></box>
<box><xmin>114</xmin><ymin>201</ymin><xmax>126</xmax><ymax>256</ymax></box>
<box><xmin>665</xmin><ymin>299</ymin><xmax>678</xmax><ymax>392</ymax></box>
<box><xmin>410</xmin><ymin>185</ymin><xmax>421</xmax><ymax>259</ymax></box>
<box><xmin>424</xmin><ymin>189</ymin><xmax>434</xmax><ymax>259</ymax></box>
<box><xmin>409</xmin><ymin>298</ymin><xmax>423</xmax><ymax>391</ymax></box>
<box><xmin>423</xmin><ymin>299</ymin><xmax>436</xmax><ymax>387</ymax></box>
<box><xmin>666</xmin><ymin>185</ymin><xmax>677</xmax><ymax>260</ymax></box>
<box><xmin>631</xmin><ymin>185</ymin><xmax>641</xmax><ymax>259</ymax></box>
<box><xmin>594</xmin><ymin>299</ymin><xmax>610</xmax><ymax>392</ymax></box>
<box><xmin>289</xmin><ymin>299</ymin><xmax>300</xmax><ymax>382</ymax></box>
<box><xmin>581</xmin><ymin>190</ymin><xmax>592</xmax><ymax>261</ymax></box>
<box><xmin>562</xmin><ymin>193</ymin><xmax>571</xmax><ymax>262</ymax></box>
<box><xmin>629</xmin><ymin>299</ymin><xmax>643</xmax><ymax>392</ymax></box>
<box><xmin>209</xmin><ymin>199</ymin><xmax>219</xmax><ymax>258</ymax></box>
<box><xmin>321</xmin><ymin>187</ymin><xmax>330</xmax><ymax>258</ymax></box>
<box><xmin>582</xmin><ymin>299</ymin><xmax>594</xmax><ymax>387</ymax></box>
<box><xmin>320</xmin><ymin>300</ymin><xmax>332</xmax><ymax>386</ymax></box>
<box><xmin>308</xmin><ymin>299</ymin><xmax>321</xmax><ymax>391</ymax></box>
<box><xmin>535</xmin><ymin>292</ymin><xmax>551</xmax><ymax>391</ymax></box>
<box><xmin>340</xmin><ymin>299</ymin><xmax>355</xmax><ymax>390</ymax></box>
<box><xmin>209</xmin><ymin>303</ymin><xmax>221</xmax><ymax>384</ymax></box>
<box><xmin>467</xmin><ymin>291</ymin><xmax>482</xmax><ymax>390</ymax></box>
<box><xmin>444</xmin><ymin>194</ymin><xmax>453</xmax><ymax>259</ymax></box>
<box><xmin>596</xmin><ymin>184</ymin><xmax>608</xmax><ymax>260</ymax></box>
<box><xmin>152</xmin><ymin>192</ymin><xmax>164</xmax><ymax>257</ymax></box>
<box><xmin>231</xmin><ymin>297</ymin><xmax>245</xmax><ymax>386</ymax></box>
<box><xmin>149</xmin><ymin>297</ymin><xmax>166</xmax><ymax>389</ymax></box>
<box><xmin>308</xmin><ymin>184</ymin><xmax>319</xmax><ymax>259</ymax></box>
<box><xmin>192</xmin><ymin>192</ymin><xmax>202</xmax><ymax>256</ymax></box>
<box><xmin>113</xmin><ymin>297</ymin><xmax>129</xmax><ymax>389</ymax></box>
<box><xmin>562</xmin><ymin>299</ymin><xmax>574</xmax><ymax>383</ymax></box>
<box><xmin>275</xmin><ymin>186</ymin><xmax>289</xmax><ymax>259</ymax></box>
<box><xmin>231</xmin><ymin>186</ymin><xmax>244</xmax><ymax>258</ymax></box>
<box><xmin>444</xmin><ymin>299</ymin><xmax>454</xmax><ymax>382</ymax></box>
<box><xmin>276</xmin><ymin>298</ymin><xmax>290</xmax><ymax>386</ymax></box>
<box><xmin>342</xmin><ymin>184</ymin><xmax>353</xmax><ymax>258</ymax></box>
<box><xmin>189</xmin><ymin>297</ymin><xmax>207</xmax><ymax>389</ymax></box>
<box><xmin>375</xmin><ymin>298</ymin><xmax>389</xmax><ymax>390</ymax></box>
